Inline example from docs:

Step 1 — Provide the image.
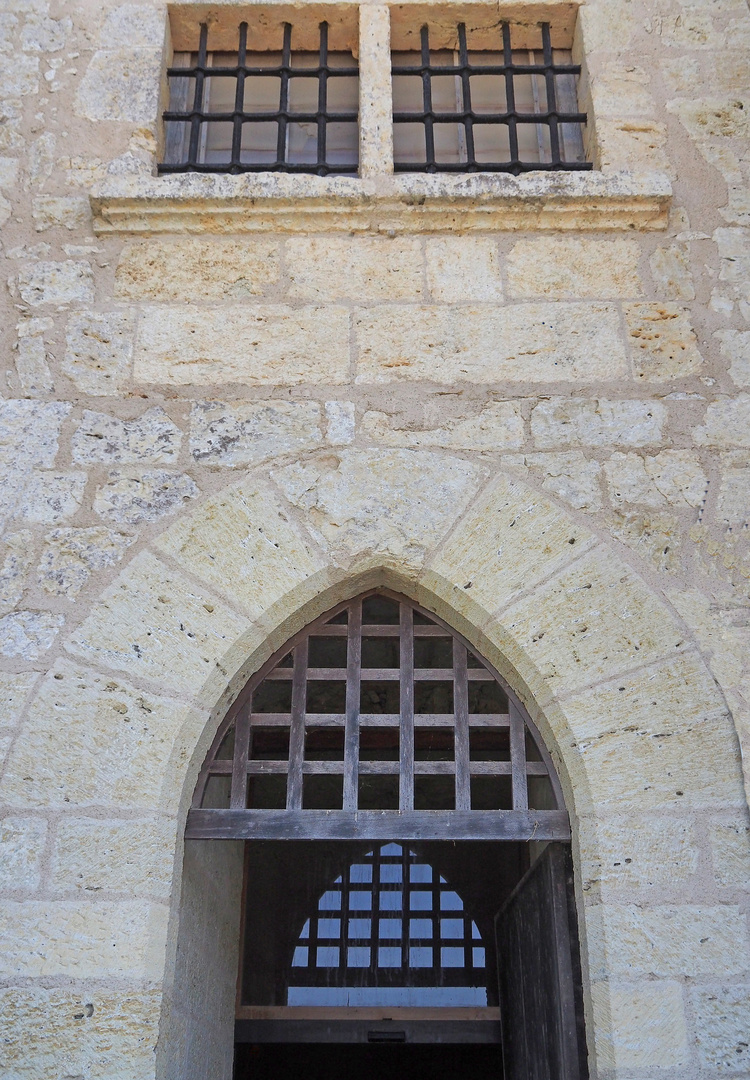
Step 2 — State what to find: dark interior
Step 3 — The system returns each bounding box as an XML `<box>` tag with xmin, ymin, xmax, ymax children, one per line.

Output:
<box><xmin>233</xmin><ymin>1042</ymin><xmax>504</xmax><ymax>1080</ymax></box>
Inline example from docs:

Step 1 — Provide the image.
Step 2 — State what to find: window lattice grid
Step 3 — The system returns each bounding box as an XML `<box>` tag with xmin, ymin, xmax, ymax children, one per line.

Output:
<box><xmin>287</xmin><ymin>843</ymin><xmax>487</xmax><ymax>1006</ymax></box>
<box><xmin>392</xmin><ymin>22</ymin><xmax>590</xmax><ymax>174</ymax></box>
<box><xmin>195</xmin><ymin>591</ymin><xmax>563</xmax><ymax>815</ymax></box>
<box><xmin>161</xmin><ymin>21</ymin><xmax>359</xmax><ymax>175</ymax></box>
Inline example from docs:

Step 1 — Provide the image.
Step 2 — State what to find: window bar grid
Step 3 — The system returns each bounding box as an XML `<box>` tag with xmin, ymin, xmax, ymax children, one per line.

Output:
<box><xmin>231</xmin><ymin>701</ymin><xmax>251</xmax><ymax>809</ymax></box>
<box><xmin>230</xmin><ymin>21</ymin><xmax>248</xmax><ymax>169</ymax></box>
<box><xmin>399</xmin><ymin>603</ymin><xmax>415</xmax><ymax>811</ymax></box>
<box><xmin>277</xmin><ymin>22</ymin><xmax>293</xmax><ymax>169</ymax></box>
<box><xmin>187</xmin><ymin>22</ymin><xmax>208</xmax><ymax>165</ymax></box>
<box><xmin>457</xmin><ymin>23</ymin><xmax>475</xmax><ymax>166</ymax></box>
<box><xmin>286</xmin><ymin>639</ymin><xmax>308</xmax><ymax>810</ymax></box>
<box><xmin>420</xmin><ymin>25</ymin><xmax>436</xmax><ymax>170</ymax></box>
<box><xmin>542</xmin><ymin>22</ymin><xmax>561</xmax><ymax>164</ymax></box>
<box><xmin>453</xmin><ymin>641</ymin><xmax>470</xmax><ymax>811</ymax></box>
<box><xmin>502</xmin><ymin>22</ymin><xmax>520</xmax><ymax>169</ymax></box>
<box><xmin>343</xmin><ymin>600</ymin><xmax>362</xmax><ymax>811</ymax></box>
<box><xmin>317</xmin><ymin>20</ymin><xmax>329</xmax><ymax>170</ymax></box>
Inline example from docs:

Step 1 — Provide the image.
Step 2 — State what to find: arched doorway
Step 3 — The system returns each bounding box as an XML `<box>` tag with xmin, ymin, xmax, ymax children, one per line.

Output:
<box><xmin>185</xmin><ymin>590</ymin><xmax>588</xmax><ymax>1079</ymax></box>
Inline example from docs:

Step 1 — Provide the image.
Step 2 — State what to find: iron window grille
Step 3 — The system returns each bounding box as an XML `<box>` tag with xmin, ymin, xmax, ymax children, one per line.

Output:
<box><xmin>187</xmin><ymin>591</ymin><xmax>570</xmax><ymax>842</ymax></box>
<box><xmin>392</xmin><ymin>22</ymin><xmax>590</xmax><ymax>174</ymax></box>
<box><xmin>161</xmin><ymin>21</ymin><xmax>359</xmax><ymax>175</ymax></box>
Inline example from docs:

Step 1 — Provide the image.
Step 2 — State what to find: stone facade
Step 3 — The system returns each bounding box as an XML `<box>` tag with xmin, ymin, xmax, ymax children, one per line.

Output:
<box><xmin>0</xmin><ymin>0</ymin><xmax>749</xmax><ymax>1078</ymax></box>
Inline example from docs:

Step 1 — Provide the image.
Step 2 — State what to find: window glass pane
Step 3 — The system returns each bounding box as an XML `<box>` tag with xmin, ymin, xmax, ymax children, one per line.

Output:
<box><xmin>327</xmin><ymin>76</ymin><xmax>358</xmax><ymax>111</ymax></box>
<box><xmin>393</xmin><ymin>122</ymin><xmax>426</xmax><ymax>163</ymax></box>
<box><xmin>473</xmin><ymin>123</ymin><xmax>511</xmax><ymax>164</ymax></box>
<box><xmin>289</xmin><ymin>77</ymin><xmax>318</xmax><ymax>112</ymax></box>
<box><xmin>392</xmin><ymin>74</ymin><xmax>423</xmax><ymax>113</ymax></box>
<box><xmin>347</xmin><ymin>946</ymin><xmax>370</xmax><ymax>966</ymax></box>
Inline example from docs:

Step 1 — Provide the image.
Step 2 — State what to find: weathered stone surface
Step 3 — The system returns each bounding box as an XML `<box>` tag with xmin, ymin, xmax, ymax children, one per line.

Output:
<box><xmin>517</xmin><ymin>453</ymin><xmax>603</xmax><ymax>511</ymax></box>
<box><xmin>717</xmin><ymin>329</ymin><xmax>750</xmax><ymax>387</ymax></box>
<box><xmin>0</xmin><ymin>610</ymin><xmax>65</xmax><ymax>660</ymax></box>
<box><xmin>0</xmin><ymin>531</ymin><xmax>33</xmax><ymax>612</ymax></box>
<box><xmin>274</xmin><ymin>449</ymin><xmax>486</xmax><ymax>567</ymax></box>
<box><xmin>691</xmin><ymin>986</ymin><xmax>750</xmax><ymax>1072</ymax></box>
<box><xmin>32</xmin><ymin>195</ymin><xmax>90</xmax><ymax>232</ymax></box>
<box><xmin>649</xmin><ymin>244</ymin><xmax>695</xmax><ymax>300</ymax></box>
<box><xmin>20</xmin><ymin>472</ymin><xmax>87</xmax><ymax>525</ymax></box>
<box><xmin>601</xmin><ymin>904</ymin><xmax>748</xmax><ymax>977</ymax></box>
<box><xmin>693</xmin><ymin>395</ymin><xmax>750</xmax><ymax>447</ymax></box>
<box><xmin>425</xmin><ymin>238</ymin><xmax>503</xmax><ymax>302</ymax></box>
<box><xmin>502</xmin><ymin>545</ymin><xmax>686</xmax><ymax>695</ymax></box>
<box><xmin>0</xmin><ymin>671</ymin><xmax>37</xmax><ymax>729</ymax></box>
<box><xmin>66</xmin><ymin>553</ymin><xmax>249</xmax><ymax>694</ymax></box>
<box><xmin>17</xmin><ymin>260</ymin><xmax>94</xmax><ymax>306</ymax></box>
<box><xmin>608</xmin><ymin>509</ymin><xmax>683</xmax><ymax>573</ymax></box>
<box><xmin>133</xmin><ymin>305</ymin><xmax>350</xmax><ymax>385</ymax></box>
<box><xmin>94</xmin><ymin>469</ymin><xmax>198</xmax><ymax>527</ymax></box>
<box><xmin>0</xmin><ymin>401</ymin><xmax>69</xmax><ymax>473</ymax></box>
<box><xmin>0</xmin><ymin>899</ymin><xmax>168</xmax><ymax>979</ymax></box>
<box><xmin>624</xmin><ymin>303</ymin><xmax>703</xmax><ymax>379</ymax></box>
<box><xmin>710</xmin><ymin>821</ymin><xmax>750</xmax><ymax>888</ymax></box>
<box><xmin>0</xmin><ymin>987</ymin><xmax>161</xmax><ymax>1080</ymax></box>
<box><xmin>189</xmin><ymin>400</ymin><xmax>322</xmax><ymax>466</ymax></box>
<box><xmin>717</xmin><ymin>456</ymin><xmax>750</xmax><ymax>528</ymax></box>
<box><xmin>506</xmin><ymin>239</ymin><xmax>641</xmax><ymax>298</ymax></box>
<box><xmin>15</xmin><ymin>323</ymin><xmax>53</xmax><ymax>396</ymax></box>
<box><xmin>605</xmin><ymin>450</ymin><xmax>707</xmax><ymax>508</ymax></box>
<box><xmin>582</xmin><ymin>816</ymin><xmax>699</xmax><ymax>894</ymax></box>
<box><xmin>563</xmin><ymin>652</ymin><xmax>744</xmax><ymax>810</ymax></box>
<box><xmin>38</xmin><ymin>528</ymin><xmax>134</xmax><ymax>597</ymax></box>
<box><xmin>361</xmin><ymin>402</ymin><xmax>525</xmax><ymax>450</ymax></box>
<box><xmin>0</xmin><ymin>659</ymin><xmax>190</xmax><ymax>810</ymax></box>
<box><xmin>593</xmin><ymin>982</ymin><xmax>688</xmax><ymax>1069</ymax></box>
<box><xmin>0</xmin><ymin>52</ymin><xmax>38</xmax><ymax>96</ymax></box>
<box><xmin>51</xmin><ymin>817</ymin><xmax>175</xmax><ymax>898</ymax></box>
<box><xmin>62</xmin><ymin>311</ymin><xmax>134</xmax><ymax>395</ymax></box>
<box><xmin>99</xmin><ymin>3</ymin><xmax>166</xmax><ymax>46</ymax></box>
<box><xmin>589</xmin><ymin>65</ymin><xmax>654</xmax><ymax>117</ymax></box>
<box><xmin>531</xmin><ymin>399</ymin><xmax>665</xmax><ymax>447</ymax></box>
<box><xmin>0</xmin><ymin>818</ymin><xmax>47</xmax><ymax>892</ymax></box>
<box><xmin>287</xmin><ymin>237</ymin><xmax>423</xmax><ymax>301</ymax></box>
<box><xmin>72</xmin><ymin>407</ymin><xmax>182</xmax><ymax>465</ymax></box>
<box><xmin>425</xmin><ymin>473</ymin><xmax>596</xmax><ymax>619</ymax></box>
<box><xmin>670</xmin><ymin>99</ymin><xmax>749</xmax><ymax>141</ymax></box>
<box><xmin>355</xmin><ymin>304</ymin><xmax>628</xmax><ymax>383</ymax></box>
<box><xmin>21</xmin><ymin>12</ymin><xmax>71</xmax><ymax>53</ymax></box>
<box><xmin>115</xmin><ymin>239</ymin><xmax>280</xmax><ymax>301</ymax></box>
<box><xmin>75</xmin><ymin>49</ymin><xmax>162</xmax><ymax>123</ymax></box>
<box><xmin>596</xmin><ymin>119</ymin><xmax>669</xmax><ymax>173</ymax></box>
<box><xmin>324</xmin><ymin>401</ymin><xmax>356</xmax><ymax>445</ymax></box>
<box><xmin>154</xmin><ymin>480</ymin><xmax>326</xmax><ymax>621</ymax></box>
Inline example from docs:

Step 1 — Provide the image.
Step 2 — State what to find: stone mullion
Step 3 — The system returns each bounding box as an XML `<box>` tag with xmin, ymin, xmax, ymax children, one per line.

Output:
<box><xmin>358</xmin><ymin>4</ymin><xmax>394</xmax><ymax>178</ymax></box>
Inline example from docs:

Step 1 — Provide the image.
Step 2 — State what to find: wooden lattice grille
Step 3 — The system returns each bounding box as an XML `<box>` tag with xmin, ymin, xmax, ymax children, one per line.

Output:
<box><xmin>187</xmin><ymin>591</ymin><xmax>569</xmax><ymax>841</ymax></box>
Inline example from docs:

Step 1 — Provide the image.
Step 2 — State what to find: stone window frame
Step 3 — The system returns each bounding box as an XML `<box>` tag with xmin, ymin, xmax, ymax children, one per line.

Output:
<box><xmin>89</xmin><ymin>0</ymin><xmax>672</xmax><ymax>235</ymax></box>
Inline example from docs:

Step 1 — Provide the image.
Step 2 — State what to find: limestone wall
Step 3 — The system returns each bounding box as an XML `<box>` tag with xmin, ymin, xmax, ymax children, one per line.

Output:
<box><xmin>0</xmin><ymin>0</ymin><xmax>749</xmax><ymax>1077</ymax></box>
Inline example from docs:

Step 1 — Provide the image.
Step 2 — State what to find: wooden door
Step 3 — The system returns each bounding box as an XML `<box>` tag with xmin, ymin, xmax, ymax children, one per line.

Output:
<box><xmin>495</xmin><ymin>844</ymin><xmax>588</xmax><ymax>1080</ymax></box>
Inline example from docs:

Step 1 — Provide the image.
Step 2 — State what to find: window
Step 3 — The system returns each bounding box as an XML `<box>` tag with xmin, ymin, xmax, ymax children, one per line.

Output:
<box><xmin>162</xmin><ymin>21</ymin><xmax>359</xmax><ymax>174</ymax></box>
<box><xmin>392</xmin><ymin>22</ymin><xmax>588</xmax><ymax>174</ymax></box>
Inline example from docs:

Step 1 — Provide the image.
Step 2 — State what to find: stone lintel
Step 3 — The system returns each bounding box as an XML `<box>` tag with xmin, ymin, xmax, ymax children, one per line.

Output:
<box><xmin>90</xmin><ymin>170</ymin><xmax>672</xmax><ymax>234</ymax></box>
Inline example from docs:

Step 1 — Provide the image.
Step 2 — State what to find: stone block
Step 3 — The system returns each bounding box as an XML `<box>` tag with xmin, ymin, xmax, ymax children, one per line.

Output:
<box><xmin>691</xmin><ymin>986</ymin><xmax>750</xmax><ymax>1072</ymax></box>
<box><xmin>0</xmin><ymin>611</ymin><xmax>64</xmax><ymax>660</ymax></box>
<box><xmin>519</xmin><ymin>453</ymin><xmax>603</xmax><ymax>511</ymax></box>
<box><xmin>0</xmin><ymin>530</ymin><xmax>33</xmax><ymax>612</ymax></box>
<box><xmin>624</xmin><ymin>303</ymin><xmax>703</xmax><ymax>380</ymax></box>
<box><xmin>94</xmin><ymin>469</ymin><xmax>198</xmax><ymax>527</ymax></box>
<box><xmin>0</xmin><ymin>401</ymin><xmax>69</xmax><ymax>472</ymax></box>
<box><xmin>604</xmin><ymin>451</ymin><xmax>707</xmax><ymax>508</ymax></box>
<box><xmin>649</xmin><ymin>245</ymin><xmax>695</xmax><ymax>301</ymax></box>
<box><xmin>20</xmin><ymin>472</ymin><xmax>87</xmax><ymax>525</ymax></box>
<box><xmin>21</xmin><ymin>13</ymin><xmax>71</xmax><ymax>53</ymax></box>
<box><xmin>602</xmin><ymin>905</ymin><xmax>748</xmax><ymax>977</ymax></box>
<box><xmin>38</xmin><ymin>528</ymin><xmax>134</xmax><ymax>597</ymax></box>
<box><xmin>0</xmin><ymin>52</ymin><xmax>38</xmax><ymax>96</ymax></box>
<box><xmin>17</xmin><ymin>261</ymin><xmax>94</xmax><ymax>306</ymax></box>
<box><xmin>716</xmin><ymin>329</ymin><xmax>750</xmax><ymax>387</ymax></box>
<box><xmin>0</xmin><ymin>987</ymin><xmax>161</xmax><ymax>1080</ymax></box>
<box><xmin>114</xmin><ymin>239</ymin><xmax>280</xmax><ymax>301</ymax></box>
<box><xmin>580</xmin><ymin>816</ymin><xmax>699</xmax><ymax>894</ymax></box>
<box><xmin>607</xmin><ymin>509</ymin><xmax>682</xmax><ymax>573</ymax></box>
<box><xmin>51</xmin><ymin>817</ymin><xmax>175</xmax><ymax>899</ymax></box>
<box><xmin>693</xmin><ymin>395</ymin><xmax>750</xmax><ymax>447</ymax></box>
<box><xmin>154</xmin><ymin>479</ymin><xmax>326</xmax><ymax>622</ymax></box>
<box><xmin>595</xmin><ymin>119</ymin><xmax>669</xmax><ymax>174</ymax></box>
<box><xmin>133</xmin><ymin>305</ymin><xmax>350</xmax><ymax>385</ymax></box>
<box><xmin>355</xmin><ymin>304</ymin><xmax>628</xmax><ymax>383</ymax></box>
<box><xmin>63</xmin><ymin>311</ymin><xmax>134</xmax><ymax>395</ymax></box>
<box><xmin>274</xmin><ymin>449</ymin><xmax>486</xmax><ymax>568</ymax></box>
<box><xmin>506</xmin><ymin>239</ymin><xmax>641</xmax><ymax>298</ymax></box>
<box><xmin>425</xmin><ymin>238</ymin><xmax>503</xmax><ymax>302</ymax></box>
<box><xmin>15</xmin><ymin>335</ymin><xmax>53</xmax><ymax>396</ymax></box>
<box><xmin>75</xmin><ymin>49</ymin><xmax>162</xmax><ymax>123</ymax></box>
<box><xmin>0</xmin><ymin>659</ymin><xmax>189</xmax><ymax>810</ymax></box>
<box><xmin>563</xmin><ymin>652</ymin><xmax>745</xmax><ymax>810</ymax></box>
<box><xmin>286</xmin><ymin>237</ymin><xmax>423</xmax><ymax>302</ymax></box>
<box><xmin>72</xmin><ymin>407</ymin><xmax>182</xmax><ymax>465</ymax></box>
<box><xmin>593</xmin><ymin>981</ymin><xmax>688</xmax><ymax>1069</ymax></box>
<box><xmin>0</xmin><ymin>899</ymin><xmax>168</xmax><ymax>980</ymax></box>
<box><xmin>0</xmin><ymin>671</ymin><xmax>37</xmax><ymax>729</ymax></box>
<box><xmin>588</xmin><ymin>66</ymin><xmax>654</xmax><ymax>118</ymax></box>
<box><xmin>531</xmin><ymin>398</ymin><xmax>665</xmax><ymax>448</ymax></box>
<box><xmin>32</xmin><ymin>196</ymin><xmax>90</xmax><ymax>232</ymax></box>
<box><xmin>0</xmin><ymin>818</ymin><xmax>47</xmax><ymax>892</ymax></box>
<box><xmin>190</xmin><ymin>400</ymin><xmax>322</xmax><ymax>467</ymax></box>
<box><xmin>501</xmin><ymin>545</ymin><xmax>687</xmax><ymax>696</ymax></box>
<box><xmin>361</xmin><ymin>402</ymin><xmax>525</xmax><ymax>450</ymax></box>
<box><xmin>66</xmin><ymin>552</ymin><xmax>250</xmax><ymax>694</ymax></box>
<box><xmin>0</xmin><ymin>157</ymin><xmax>19</xmax><ymax>188</ymax></box>
<box><xmin>717</xmin><ymin>456</ymin><xmax>750</xmax><ymax>527</ymax></box>
<box><xmin>99</xmin><ymin>4</ymin><xmax>167</xmax><ymax>47</ymax></box>
<box><xmin>324</xmin><ymin>401</ymin><xmax>356</xmax><ymax>445</ymax></box>
<box><xmin>715</xmin><ymin>227</ymin><xmax>750</xmax><ymax>286</ymax></box>
<box><xmin>425</xmin><ymin>473</ymin><xmax>596</xmax><ymax>619</ymax></box>
<box><xmin>710</xmin><ymin>821</ymin><xmax>750</xmax><ymax>888</ymax></box>
<box><xmin>671</xmin><ymin>99</ymin><xmax>749</xmax><ymax>142</ymax></box>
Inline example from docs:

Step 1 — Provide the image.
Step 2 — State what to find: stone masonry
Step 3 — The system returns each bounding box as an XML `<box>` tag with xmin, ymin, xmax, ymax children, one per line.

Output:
<box><xmin>0</xmin><ymin>0</ymin><xmax>749</xmax><ymax>1078</ymax></box>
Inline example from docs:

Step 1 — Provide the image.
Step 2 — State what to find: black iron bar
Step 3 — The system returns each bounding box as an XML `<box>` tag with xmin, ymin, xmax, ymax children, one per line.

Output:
<box><xmin>231</xmin><ymin>21</ymin><xmax>248</xmax><ymax>171</ymax></box>
<box><xmin>187</xmin><ymin>23</ymin><xmax>208</xmax><ymax>165</ymax></box>
<box><xmin>317</xmin><ymin>22</ymin><xmax>328</xmax><ymax>172</ymax></box>
<box><xmin>277</xmin><ymin>22</ymin><xmax>293</xmax><ymax>167</ymax></box>
<box><xmin>420</xmin><ymin>25</ymin><xmax>435</xmax><ymax>171</ymax></box>
<box><xmin>542</xmin><ymin>23</ymin><xmax>561</xmax><ymax>164</ymax></box>
<box><xmin>457</xmin><ymin>24</ymin><xmax>475</xmax><ymax>166</ymax></box>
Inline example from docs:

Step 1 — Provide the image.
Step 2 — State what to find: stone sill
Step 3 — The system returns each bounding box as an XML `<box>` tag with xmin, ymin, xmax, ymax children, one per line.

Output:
<box><xmin>90</xmin><ymin>170</ymin><xmax>671</xmax><ymax>234</ymax></box>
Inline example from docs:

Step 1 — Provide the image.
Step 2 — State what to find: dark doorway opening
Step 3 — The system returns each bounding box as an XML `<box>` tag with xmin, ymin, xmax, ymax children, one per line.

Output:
<box><xmin>234</xmin><ymin>1042</ymin><xmax>503</xmax><ymax>1080</ymax></box>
